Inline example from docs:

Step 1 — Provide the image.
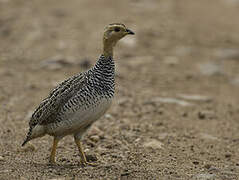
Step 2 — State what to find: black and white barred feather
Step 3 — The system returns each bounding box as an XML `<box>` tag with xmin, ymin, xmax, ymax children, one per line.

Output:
<box><xmin>22</xmin><ymin>55</ymin><xmax>115</xmax><ymax>146</ymax></box>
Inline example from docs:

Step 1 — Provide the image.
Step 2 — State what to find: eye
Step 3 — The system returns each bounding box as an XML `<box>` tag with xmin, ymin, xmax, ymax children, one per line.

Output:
<box><xmin>114</xmin><ymin>27</ymin><xmax>120</xmax><ymax>32</ymax></box>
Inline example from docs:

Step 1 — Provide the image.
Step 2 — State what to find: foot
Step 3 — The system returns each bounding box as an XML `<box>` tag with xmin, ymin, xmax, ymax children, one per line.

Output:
<box><xmin>48</xmin><ymin>158</ymin><xmax>56</xmax><ymax>165</ymax></box>
<box><xmin>80</xmin><ymin>159</ymin><xmax>98</xmax><ymax>166</ymax></box>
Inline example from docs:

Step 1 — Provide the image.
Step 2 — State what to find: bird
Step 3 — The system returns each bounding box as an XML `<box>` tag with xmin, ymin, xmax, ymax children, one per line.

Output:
<box><xmin>22</xmin><ymin>23</ymin><xmax>135</xmax><ymax>165</ymax></box>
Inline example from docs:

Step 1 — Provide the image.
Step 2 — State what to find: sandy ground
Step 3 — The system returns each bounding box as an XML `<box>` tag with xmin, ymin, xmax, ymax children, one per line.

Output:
<box><xmin>1</xmin><ymin>0</ymin><xmax>239</xmax><ymax>179</ymax></box>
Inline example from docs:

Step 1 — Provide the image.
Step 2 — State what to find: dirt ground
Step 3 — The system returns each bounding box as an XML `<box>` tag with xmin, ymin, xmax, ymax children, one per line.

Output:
<box><xmin>1</xmin><ymin>0</ymin><xmax>239</xmax><ymax>179</ymax></box>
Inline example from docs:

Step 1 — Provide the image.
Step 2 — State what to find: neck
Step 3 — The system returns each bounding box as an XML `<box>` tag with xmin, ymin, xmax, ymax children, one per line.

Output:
<box><xmin>103</xmin><ymin>39</ymin><xmax>116</xmax><ymax>58</ymax></box>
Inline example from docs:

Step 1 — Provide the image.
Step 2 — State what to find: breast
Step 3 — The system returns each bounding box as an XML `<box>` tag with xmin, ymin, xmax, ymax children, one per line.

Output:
<box><xmin>46</xmin><ymin>97</ymin><xmax>113</xmax><ymax>136</ymax></box>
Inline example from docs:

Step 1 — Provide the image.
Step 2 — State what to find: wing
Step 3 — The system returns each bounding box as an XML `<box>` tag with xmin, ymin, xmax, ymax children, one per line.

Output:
<box><xmin>29</xmin><ymin>72</ymin><xmax>88</xmax><ymax>128</ymax></box>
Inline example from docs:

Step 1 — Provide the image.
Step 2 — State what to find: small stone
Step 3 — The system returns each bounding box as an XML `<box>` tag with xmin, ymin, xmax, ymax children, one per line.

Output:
<box><xmin>134</xmin><ymin>138</ymin><xmax>141</xmax><ymax>142</ymax></box>
<box><xmin>59</xmin><ymin>157</ymin><xmax>70</xmax><ymax>163</ymax></box>
<box><xmin>89</xmin><ymin>135</ymin><xmax>100</xmax><ymax>143</ymax></box>
<box><xmin>178</xmin><ymin>94</ymin><xmax>212</xmax><ymax>102</ymax></box>
<box><xmin>19</xmin><ymin>177</ymin><xmax>28</xmax><ymax>180</ymax></box>
<box><xmin>204</xmin><ymin>164</ymin><xmax>211</xmax><ymax>169</ymax></box>
<box><xmin>214</xmin><ymin>48</ymin><xmax>239</xmax><ymax>60</ymax></box>
<box><xmin>199</xmin><ymin>133</ymin><xmax>219</xmax><ymax>141</ymax></box>
<box><xmin>86</xmin><ymin>140</ymin><xmax>96</xmax><ymax>147</ymax></box>
<box><xmin>0</xmin><ymin>169</ymin><xmax>10</xmax><ymax>173</ymax></box>
<box><xmin>192</xmin><ymin>161</ymin><xmax>200</xmax><ymax>165</ymax></box>
<box><xmin>0</xmin><ymin>155</ymin><xmax>4</xmax><ymax>161</ymax></box>
<box><xmin>208</xmin><ymin>166</ymin><xmax>220</xmax><ymax>173</ymax></box>
<box><xmin>105</xmin><ymin>113</ymin><xmax>113</xmax><ymax>119</ymax></box>
<box><xmin>163</xmin><ymin>56</ymin><xmax>179</xmax><ymax>66</ymax></box>
<box><xmin>143</xmin><ymin>139</ymin><xmax>163</xmax><ymax>149</ymax></box>
<box><xmin>192</xmin><ymin>173</ymin><xmax>216</xmax><ymax>180</ymax></box>
<box><xmin>225</xmin><ymin>153</ymin><xmax>232</xmax><ymax>158</ymax></box>
<box><xmin>157</xmin><ymin>133</ymin><xmax>168</xmax><ymax>140</ymax></box>
<box><xmin>118</xmin><ymin>98</ymin><xmax>129</xmax><ymax>106</ymax></box>
<box><xmin>84</xmin><ymin>148</ymin><xmax>90</xmax><ymax>153</ymax></box>
<box><xmin>198</xmin><ymin>111</ymin><xmax>206</xmax><ymax>119</ymax></box>
<box><xmin>182</xmin><ymin>112</ymin><xmax>188</xmax><ymax>117</ymax></box>
<box><xmin>86</xmin><ymin>153</ymin><xmax>98</xmax><ymax>162</ymax></box>
<box><xmin>121</xmin><ymin>169</ymin><xmax>131</xmax><ymax>177</ymax></box>
<box><xmin>48</xmin><ymin>178</ymin><xmax>66</xmax><ymax>180</ymax></box>
<box><xmin>96</xmin><ymin>146</ymin><xmax>107</xmax><ymax>154</ymax></box>
<box><xmin>198</xmin><ymin>111</ymin><xmax>215</xmax><ymax>120</ymax></box>
<box><xmin>198</xmin><ymin>62</ymin><xmax>223</xmax><ymax>76</ymax></box>
<box><xmin>152</xmin><ymin>97</ymin><xmax>193</xmax><ymax>107</ymax></box>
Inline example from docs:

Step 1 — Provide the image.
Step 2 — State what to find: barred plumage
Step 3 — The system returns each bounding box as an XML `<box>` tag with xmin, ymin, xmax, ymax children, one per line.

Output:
<box><xmin>22</xmin><ymin>23</ymin><xmax>134</xmax><ymax>165</ymax></box>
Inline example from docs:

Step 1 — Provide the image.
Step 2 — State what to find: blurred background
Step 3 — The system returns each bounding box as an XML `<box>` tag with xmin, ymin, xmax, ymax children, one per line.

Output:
<box><xmin>1</xmin><ymin>0</ymin><xmax>239</xmax><ymax>179</ymax></box>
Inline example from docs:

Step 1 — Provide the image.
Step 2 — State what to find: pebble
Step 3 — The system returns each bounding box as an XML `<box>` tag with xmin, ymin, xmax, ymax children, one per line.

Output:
<box><xmin>214</xmin><ymin>48</ymin><xmax>239</xmax><ymax>60</ymax></box>
<box><xmin>199</xmin><ymin>133</ymin><xmax>219</xmax><ymax>141</ymax></box>
<box><xmin>163</xmin><ymin>56</ymin><xmax>179</xmax><ymax>66</ymax></box>
<box><xmin>104</xmin><ymin>113</ymin><xmax>113</xmax><ymax>119</ymax></box>
<box><xmin>192</xmin><ymin>173</ymin><xmax>216</xmax><ymax>180</ymax></box>
<box><xmin>198</xmin><ymin>111</ymin><xmax>215</xmax><ymax>120</ymax></box>
<box><xmin>0</xmin><ymin>155</ymin><xmax>4</xmax><ymax>161</ymax></box>
<box><xmin>204</xmin><ymin>164</ymin><xmax>211</xmax><ymax>169</ymax></box>
<box><xmin>118</xmin><ymin>98</ymin><xmax>129</xmax><ymax>106</ymax></box>
<box><xmin>208</xmin><ymin>166</ymin><xmax>220</xmax><ymax>173</ymax></box>
<box><xmin>19</xmin><ymin>177</ymin><xmax>28</xmax><ymax>180</ymax></box>
<box><xmin>143</xmin><ymin>139</ymin><xmax>164</xmax><ymax>149</ymax></box>
<box><xmin>192</xmin><ymin>161</ymin><xmax>200</xmax><ymax>165</ymax></box>
<box><xmin>198</xmin><ymin>62</ymin><xmax>223</xmax><ymax>76</ymax></box>
<box><xmin>157</xmin><ymin>133</ymin><xmax>169</xmax><ymax>140</ymax></box>
<box><xmin>89</xmin><ymin>135</ymin><xmax>100</xmax><ymax>143</ymax></box>
<box><xmin>153</xmin><ymin>97</ymin><xmax>193</xmax><ymax>107</ymax></box>
<box><xmin>177</xmin><ymin>94</ymin><xmax>212</xmax><ymax>102</ymax></box>
<box><xmin>86</xmin><ymin>153</ymin><xmax>98</xmax><ymax>162</ymax></box>
<box><xmin>225</xmin><ymin>153</ymin><xmax>232</xmax><ymax>158</ymax></box>
<box><xmin>0</xmin><ymin>169</ymin><xmax>10</xmax><ymax>173</ymax></box>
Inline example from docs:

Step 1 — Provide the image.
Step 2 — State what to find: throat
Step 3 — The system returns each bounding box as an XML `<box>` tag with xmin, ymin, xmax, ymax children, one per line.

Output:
<box><xmin>103</xmin><ymin>46</ymin><xmax>113</xmax><ymax>58</ymax></box>
<box><xmin>103</xmin><ymin>39</ymin><xmax>116</xmax><ymax>58</ymax></box>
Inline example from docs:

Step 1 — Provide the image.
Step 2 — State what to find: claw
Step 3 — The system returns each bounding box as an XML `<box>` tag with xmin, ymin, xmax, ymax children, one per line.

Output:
<box><xmin>80</xmin><ymin>159</ymin><xmax>98</xmax><ymax>166</ymax></box>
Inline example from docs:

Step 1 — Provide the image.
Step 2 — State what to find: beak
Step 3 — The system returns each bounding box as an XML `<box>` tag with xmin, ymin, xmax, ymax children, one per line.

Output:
<box><xmin>126</xmin><ymin>29</ymin><xmax>135</xmax><ymax>35</ymax></box>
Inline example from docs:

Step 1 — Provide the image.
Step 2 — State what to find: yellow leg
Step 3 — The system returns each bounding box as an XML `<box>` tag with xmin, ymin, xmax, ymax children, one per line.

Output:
<box><xmin>49</xmin><ymin>137</ymin><xmax>59</xmax><ymax>164</ymax></box>
<box><xmin>74</xmin><ymin>139</ymin><xmax>97</xmax><ymax>166</ymax></box>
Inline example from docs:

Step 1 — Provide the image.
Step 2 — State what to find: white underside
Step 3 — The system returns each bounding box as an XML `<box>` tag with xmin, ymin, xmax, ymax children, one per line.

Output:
<box><xmin>45</xmin><ymin>97</ymin><xmax>113</xmax><ymax>137</ymax></box>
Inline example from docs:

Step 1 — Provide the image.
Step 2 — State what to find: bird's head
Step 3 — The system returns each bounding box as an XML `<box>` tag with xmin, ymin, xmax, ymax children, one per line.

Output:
<box><xmin>103</xmin><ymin>23</ymin><xmax>135</xmax><ymax>57</ymax></box>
